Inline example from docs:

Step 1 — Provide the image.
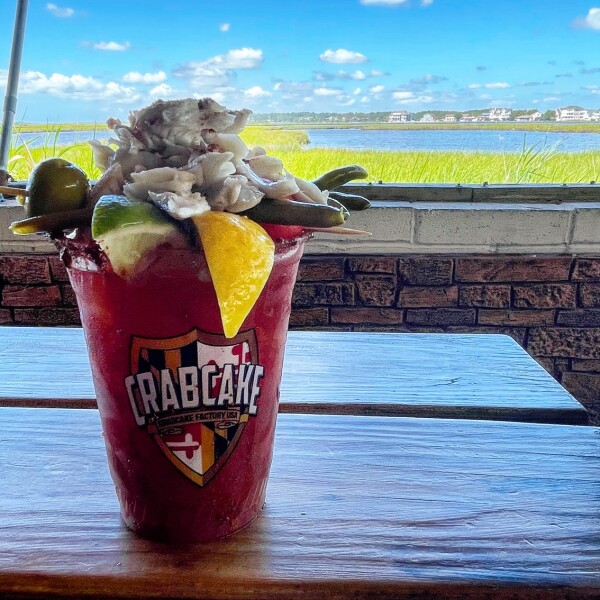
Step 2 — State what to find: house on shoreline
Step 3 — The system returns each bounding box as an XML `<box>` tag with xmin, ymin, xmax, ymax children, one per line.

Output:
<box><xmin>487</xmin><ymin>108</ymin><xmax>512</xmax><ymax>121</ymax></box>
<box><xmin>384</xmin><ymin>106</ymin><xmax>599</xmax><ymax>124</ymax></box>
<box><xmin>556</xmin><ymin>106</ymin><xmax>600</xmax><ymax>122</ymax></box>
<box><xmin>515</xmin><ymin>111</ymin><xmax>542</xmax><ymax>122</ymax></box>
<box><xmin>388</xmin><ymin>111</ymin><xmax>409</xmax><ymax>123</ymax></box>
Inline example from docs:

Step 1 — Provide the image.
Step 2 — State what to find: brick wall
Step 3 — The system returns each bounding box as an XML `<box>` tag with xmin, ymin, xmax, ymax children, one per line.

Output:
<box><xmin>2</xmin><ymin>252</ymin><xmax>600</xmax><ymax>422</ymax></box>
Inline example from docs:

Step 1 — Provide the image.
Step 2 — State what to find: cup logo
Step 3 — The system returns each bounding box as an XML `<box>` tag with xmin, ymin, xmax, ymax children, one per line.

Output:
<box><xmin>124</xmin><ymin>328</ymin><xmax>263</xmax><ymax>487</ymax></box>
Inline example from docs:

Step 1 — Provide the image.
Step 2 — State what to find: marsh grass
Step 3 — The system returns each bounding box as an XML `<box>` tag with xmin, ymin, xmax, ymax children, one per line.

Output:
<box><xmin>8</xmin><ymin>124</ymin><xmax>104</xmax><ymax>181</ymax></box>
<box><xmin>5</xmin><ymin>126</ymin><xmax>600</xmax><ymax>184</ymax></box>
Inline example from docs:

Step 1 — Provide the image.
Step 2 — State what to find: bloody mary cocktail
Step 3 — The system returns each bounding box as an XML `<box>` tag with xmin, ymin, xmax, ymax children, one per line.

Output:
<box><xmin>64</xmin><ymin>234</ymin><xmax>306</xmax><ymax>543</ymax></box>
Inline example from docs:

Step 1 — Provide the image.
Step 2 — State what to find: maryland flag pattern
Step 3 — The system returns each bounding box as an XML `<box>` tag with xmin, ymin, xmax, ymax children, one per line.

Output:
<box><xmin>124</xmin><ymin>328</ymin><xmax>264</xmax><ymax>487</ymax></box>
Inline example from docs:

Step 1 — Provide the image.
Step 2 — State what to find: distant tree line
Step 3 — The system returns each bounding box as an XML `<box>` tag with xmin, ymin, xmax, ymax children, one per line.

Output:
<box><xmin>251</xmin><ymin>107</ymin><xmax>594</xmax><ymax>124</ymax></box>
<box><xmin>250</xmin><ymin>111</ymin><xmax>392</xmax><ymax>123</ymax></box>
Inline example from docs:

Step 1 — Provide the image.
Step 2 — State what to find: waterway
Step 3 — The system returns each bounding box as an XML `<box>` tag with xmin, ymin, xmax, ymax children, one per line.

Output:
<box><xmin>11</xmin><ymin>127</ymin><xmax>600</xmax><ymax>154</ymax></box>
<box><xmin>305</xmin><ymin>128</ymin><xmax>600</xmax><ymax>153</ymax></box>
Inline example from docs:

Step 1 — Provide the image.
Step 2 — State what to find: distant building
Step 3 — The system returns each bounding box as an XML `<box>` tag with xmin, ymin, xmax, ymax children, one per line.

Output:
<box><xmin>487</xmin><ymin>108</ymin><xmax>512</xmax><ymax>121</ymax></box>
<box><xmin>556</xmin><ymin>107</ymin><xmax>590</xmax><ymax>121</ymax></box>
<box><xmin>591</xmin><ymin>111</ymin><xmax>600</xmax><ymax>122</ymax></box>
<box><xmin>388</xmin><ymin>111</ymin><xmax>409</xmax><ymax>123</ymax></box>
<box><xmin>515</xmin><ymin>111</ymin><xmax>542</xmax><ymax>122</ymax></box>
<box><xmin>420</xmin><ymin>113</ymin><xmax>435</xmax><ymax>123</ymax></box>
<box><xmin>443</xmin><ymin>114</ymin><xmax>457</xmax><ymax>123</ymax></box>
<box><xmin>459</xmin><ymin>114</ymin><xmax>480</xmax><ymax>123</ymax></box>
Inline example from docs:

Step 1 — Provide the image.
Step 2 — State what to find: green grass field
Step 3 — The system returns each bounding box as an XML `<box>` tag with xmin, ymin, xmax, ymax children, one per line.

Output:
<box><xmin>6</xmin><ymin>126</ymin><xmax>600</xmax><ymax>184</ymax></box>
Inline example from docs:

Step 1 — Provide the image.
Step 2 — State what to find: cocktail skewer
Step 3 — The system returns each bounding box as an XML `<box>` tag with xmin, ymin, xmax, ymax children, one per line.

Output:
<box><xmin>0</xmin><ymin>185</ymin><xmax>28</xmax><ymax>196</ymax></box>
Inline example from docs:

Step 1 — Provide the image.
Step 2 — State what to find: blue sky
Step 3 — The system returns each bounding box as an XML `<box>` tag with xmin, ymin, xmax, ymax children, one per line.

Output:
<box><xmin>0</xmin><ymin>0</ymin><xmax>599</xmax><ymax>122</ymax></box>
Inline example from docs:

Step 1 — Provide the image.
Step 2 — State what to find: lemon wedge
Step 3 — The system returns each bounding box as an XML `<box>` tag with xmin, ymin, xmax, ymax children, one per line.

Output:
<box><xmin>192</xmin><ymin>212</ymin><xmax>275</xmax><ymax>338</ymax></box>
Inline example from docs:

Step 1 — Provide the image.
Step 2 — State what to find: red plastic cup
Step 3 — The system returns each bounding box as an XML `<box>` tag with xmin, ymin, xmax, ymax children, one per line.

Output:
<box><xmin>63</xmin><ymin>232</ymin><xmax>307</xmax><ymax>543</ymax></box>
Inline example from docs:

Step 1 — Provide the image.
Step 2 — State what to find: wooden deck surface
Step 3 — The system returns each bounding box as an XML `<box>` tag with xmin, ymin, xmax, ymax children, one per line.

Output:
<box><xmin>0</xmin><ymin>327</ymin><xmax>588</xmax><ymax>424</ymax></box>
<box><xmin>1</xmin><ymin>408</ymin><xmax>599</xmax><ymax>599</ymax></box>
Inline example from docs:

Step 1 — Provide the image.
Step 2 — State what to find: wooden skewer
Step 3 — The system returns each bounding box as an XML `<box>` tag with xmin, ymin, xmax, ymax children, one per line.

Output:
<box><xmin>0</xmin><ymin>185</ymin><xmax>28</xmax><ymax>196</ymax></box>
<box><xmin>306</xmin><ymin>226</ymin><xmax>372</xmax><ymax>236</ymax></box>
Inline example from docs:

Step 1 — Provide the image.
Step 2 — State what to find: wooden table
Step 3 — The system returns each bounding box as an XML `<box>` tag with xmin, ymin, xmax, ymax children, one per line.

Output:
<box><xmin>0</xmin><ymin>326</ymin><xmax>588</xmax><ymax>424</ymax></box>
<box><xmin>1</xmin><ymin>407</ymin><xmax>600</xmax><ymax>599</ymax></box>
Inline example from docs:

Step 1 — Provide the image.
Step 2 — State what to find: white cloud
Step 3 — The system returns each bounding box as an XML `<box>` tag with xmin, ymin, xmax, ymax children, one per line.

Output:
<box><xmin>193</xmin><ymin>87</ymin><xmax>234</xmax><ymax>104</ymax></box>
<box><xmin>320</xmin><ymin>49</ymin><xmax>368</xmax><ymax>64</ymax></box>
<box><xmin>18</xmin><ymin>71</ymin><xmax>140</xmax><ymax>103</ymax></box>
<box><xmin>392</xmin><ymin>90</ymin><xmax>433</xmax><ymax>104</ymax></box>
<box><xmin>220</xmin><ymin>23</ymin><xmax>231</xmax><ymax>32</ymax></box>
<box><xmin>469</xmin><ymin>82</ymin><xmax>510</xmax><ymax>90</ymax></box>
<box><xmin>369</xmin><ymin>85</ymin><xmax>385</xmax><ymax>93</ymax></box>
<box><xmin>149</xmin><ymin>83</ymin><xmax>175</xmax><ymax>97</ymax></box>
<box><xmin>353</xmin><ymin>87</ymin><xmax>362</xmax><ymax>95</ymax></box>
<box><xmin>244</xmin><ymin>85</ymin><xmax>271</xmax><ymax>98</ymax></box>
<box><xmin>211</xmin><ymin>92</ymin><xmax>227</xmax><ymax>103</ymax></box>
<box><xmin>91</xmin><ymin>41</ymin><xmax>130</xmax><ymax>51</ymax></box>
<box><xmin>174</xmin><ymin>48</ymin><xmax>263</xmax><ymax>89</ymax></box>
<box><xmin>314</xmin><ymin>87</ymin><xmax>343</xmax><ymax>96</ymax></box>
<box><xmin>578</xmin><ymin>7</ymin><xmax>600</xmax><ymax>30</ymax></box>
<box><xmin>543</xmin><ymin>96</ymin><xmax>560</xmax><ymax>102</ymax></box>
<box><xmin>123</xmin><ymin>71</ymin><xmax>166</xmax><ymax>84</ymax></box>
<box><xmin>392</xmin><ymin>91</ymin><xmax>414</xmax><ymax>100</ymax></box>
<box><xmin>350</xmin><ymin>70</ymin><xmax>367</xmax><ymax>80</ymax></box>
<box><xmin>336</xmin><ymin>69</ymin><xmax>368</xmax><ymax>80</ymax></box>
<box><xmin>46</xmin><ymin>3</ymin><xmax>74</xmax><ymax>17</ymax></box>
<box><xmin>212</xmin><ymin>48</ymin><xmax>263</xmax><ymax>69</ymax></box>
<box><xmin>421</xmin><ymin>0</ymin><xmax>434</xmax><ymax>5</ymax></box>
<box><xmin>360</xmin><ymin>0</ymin><xmax>408</xmax><ymax>4</ymax></box>
<box><xmin>272</xmin><ymin>81</ymin><xmax>313</xmax><ymax>94</ymax></box>
<box><xmin>370</xmin><ymin>69</ymin><xmax>386</xmax><ymax>77</ymax></box>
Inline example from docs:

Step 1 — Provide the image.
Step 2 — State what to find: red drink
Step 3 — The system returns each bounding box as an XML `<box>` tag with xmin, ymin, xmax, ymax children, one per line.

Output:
<box><xmin>64</xmin><ymin>233</ymin><xmax>306</xmax><ymax>543</ymax></box>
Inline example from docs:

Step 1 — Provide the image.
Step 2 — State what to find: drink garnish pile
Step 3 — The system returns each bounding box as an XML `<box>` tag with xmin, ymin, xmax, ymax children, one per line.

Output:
<box><xmin>8</xmin><ymin>98</ymin><xmax>370</xmax><ymax>337</ymax></box>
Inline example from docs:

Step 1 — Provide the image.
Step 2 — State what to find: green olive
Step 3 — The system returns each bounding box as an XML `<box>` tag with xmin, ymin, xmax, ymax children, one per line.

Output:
<box><xmin>25</xmin><ymin>158</ymin><xmax>89</xmax><ymax>218</ymax></box>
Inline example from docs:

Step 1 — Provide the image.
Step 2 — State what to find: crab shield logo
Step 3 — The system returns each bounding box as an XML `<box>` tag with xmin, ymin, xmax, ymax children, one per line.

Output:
<box><xmin>124</xmin><ymin>328</ymin><xmax>263</xmax><ymax>487</ymax></box>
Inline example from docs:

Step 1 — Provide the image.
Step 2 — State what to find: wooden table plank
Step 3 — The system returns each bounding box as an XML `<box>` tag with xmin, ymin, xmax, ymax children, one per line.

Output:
<box><xmin>280</xmin><ymin>330</ymin><xmax>588</xmax><ymax>424</ymax></box>
<box><xmin>0</xmin><ymin>326</ymin><xmax>588</xmax><ymax>424</ymax></box>
<box><xmin>0</xmin><ymin>408</ymin><xmax>599</xmax><ymax>599</ymax></box>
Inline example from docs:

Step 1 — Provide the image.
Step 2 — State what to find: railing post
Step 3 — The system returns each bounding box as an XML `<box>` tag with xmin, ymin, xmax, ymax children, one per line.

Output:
<box><xmin>0</xmin><ymin>0</ymin><xmax>30</xmax><ymax>176</ymax></box>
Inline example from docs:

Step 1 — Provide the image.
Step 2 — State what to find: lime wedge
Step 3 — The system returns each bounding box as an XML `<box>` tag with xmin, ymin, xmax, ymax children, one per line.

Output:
<box><xmin>92</xmin><ymin>195</ymin><xmax>181</xmax><ymax>278</ymax></box>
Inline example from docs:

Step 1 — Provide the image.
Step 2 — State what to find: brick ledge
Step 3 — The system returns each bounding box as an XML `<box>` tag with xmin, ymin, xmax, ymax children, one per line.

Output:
<box><xmin>3</xmin><ymin>199</ymin><xmax>600</xmax><ymax>255</ymax></box>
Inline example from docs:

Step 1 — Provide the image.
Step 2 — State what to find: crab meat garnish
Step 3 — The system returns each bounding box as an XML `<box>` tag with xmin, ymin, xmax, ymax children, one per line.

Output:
<box><xmin>149</xmin><ymin>191</ymin><xmax>210</xmax><ymax>220</ymax></box>
<box><xmin>200</xmin><ymin>175</ymin><xmax>264</xmax><ymax>213</ymax></box>
<box><xmin>124</xmin><ymin>167</ymin><xmax>197</xmax><ymax>200</ymax></box>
